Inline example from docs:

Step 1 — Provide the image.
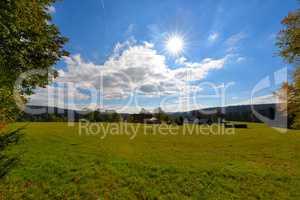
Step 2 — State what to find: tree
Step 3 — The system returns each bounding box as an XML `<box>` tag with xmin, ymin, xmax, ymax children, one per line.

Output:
<box><xmin>276</xmin><ymin>4</ymin><xmax>300</xmax><ymax>128</ymax></box>
<box><xmin>275</xmin><ymin>82</ymin><xmax>300</xmax><ymax>128</ymax></box>
<box><xmin>277</xmin><ymin>9</ymin><xmax>300</xmax><ymax>64</ymax></box>
<box><xmin>153</xmin><ymin>107</ymin><xmax>169</xmax><ymax>122</ymax></box>
<box><xmin>0</xmin><ymin>0</ymin><xmax>68</xmax><ymax>177</ymax></box>
<box><xmin>0</xmin><ymin>0</ymin><xmax>68</xmax><ymax>128</ymax></box>
<box><xmin>111</xmin><ymin>112</ymin><xmax>121</xmax><ymax>122</ymax></box>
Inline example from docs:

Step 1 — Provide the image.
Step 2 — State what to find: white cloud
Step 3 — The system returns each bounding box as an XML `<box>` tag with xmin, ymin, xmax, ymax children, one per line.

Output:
<box><xmin>28</xmin><ymin>85</ymin><xmax>90</xmax><ymax>110</ymax></box>
<box><xmin>173</xmin><ymin>56</ymin><xmax>228</xmax><ymax>81</ymax></box>
<box><xmin>236</xmin><ymin>57</ymin><xmax>246</xmax><ymax>63</ymax></box>
<box><xmin>225</xmin><ymin>32</ymin><xmax>246</xmax><ymax>52</ymax></box>
<box><xmin>57</xmin><ymin>41</ymin><xmax>229</xmax><ymax>97</ymax></box>
<box><xmin>28</xmin><ymin>40</ymin><xmax>230</xmax><ymax>111</ymax></box>
<box><xmin>160</xmin><ymin>95</ymin><xmax>205</xmax><ymax>113</ymax></box>
<box><xmin>125</xmin><ymin>24</ymin><xmax>135</xmax><ymax>35</ymax></box>
<box><xmin>208</xmin><ymin>32</ymin><xmax>219</xmax><ymax>43</ymax></box>
<box><xmin>230</xmin><ymin>94</ymin><xmax>281</xmax><ymax>106</ymax></box>
<box><xmin>226</xmin><ymin>32</ymin><xmax>246</xmax><ymax>46</ymax></box>
<box><xmin>143</xmin><ymin>41</ymin><xmax>154</xmax><ymax>48</ymax></box>
<box><xmin>175</xmin><ymin>56</ymin><xmax>187</xmax><ymax>65</ymax></box>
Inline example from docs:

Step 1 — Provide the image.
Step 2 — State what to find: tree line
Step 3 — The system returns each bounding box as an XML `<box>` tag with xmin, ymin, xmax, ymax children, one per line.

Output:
<box><xmin>276</xmin><ymin>4</ymin><xmax>300</xmax><ymax>129</ymax></box>
<box><xmin>17</xmin><ymin>107</ymin><xmax>185</xmax><ymax>125</ymax></box>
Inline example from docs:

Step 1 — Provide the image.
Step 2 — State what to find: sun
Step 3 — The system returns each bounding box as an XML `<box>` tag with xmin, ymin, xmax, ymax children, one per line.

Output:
<box><xmin>165</xmin><ymin>34</ymin><xmax>185</xmax><ymax>56</ymax></box>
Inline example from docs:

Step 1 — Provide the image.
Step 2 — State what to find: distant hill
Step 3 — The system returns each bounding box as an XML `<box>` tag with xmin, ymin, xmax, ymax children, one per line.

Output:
<box><xmin>171</xmin><ymin>103</ymin><xmax>286</xmax><ymax>127</ymax></box>
<box><xmin>20</xmin><ymin>103</ymin><xmax>285</xmax><ymax>125</ymax></box>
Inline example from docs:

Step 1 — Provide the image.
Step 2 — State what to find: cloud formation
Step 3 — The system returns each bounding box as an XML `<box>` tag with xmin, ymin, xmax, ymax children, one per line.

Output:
<box><xmin>28</xmin><ymin>40</ymin><xmax>230</xmax><ymax>111</ymax></box>
<box><xmin>231</xmin><ymin>94</ymin><xmax>281</xmax><ymax>106</ymax></box>
<box><xmin>225</xmin><ymin>32</ymin><xmax>246</xmax><ymax>53</ymax></box>
<box><xmin>60</xmin><ymin>41</ymin><xmax>228</xmax><ymax>97</ymax></box>
<box><xmin>173</xmin><ymin>56</ymin><xmax>228</xmax><ymax>81</ymax></box>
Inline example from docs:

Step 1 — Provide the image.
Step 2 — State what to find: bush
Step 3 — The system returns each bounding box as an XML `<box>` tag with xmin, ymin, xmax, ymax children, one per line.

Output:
<box><xmin>0</xmin><ymin>128</ymin><xmax>23</xmax><ymax>178</ymax></box>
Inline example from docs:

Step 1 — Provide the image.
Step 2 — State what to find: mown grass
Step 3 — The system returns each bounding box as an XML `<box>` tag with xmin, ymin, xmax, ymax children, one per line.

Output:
<box><xmin>0</xmin><ymin>122</ymin><xmax>300</xmax><ymax>199</ymax></box>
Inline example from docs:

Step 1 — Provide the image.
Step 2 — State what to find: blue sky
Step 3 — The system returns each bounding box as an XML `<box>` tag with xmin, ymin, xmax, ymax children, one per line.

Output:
<box><xmin>29</xmin><ymin>0</ymin><xmax>298</xmax><ymax>113</ymax></box>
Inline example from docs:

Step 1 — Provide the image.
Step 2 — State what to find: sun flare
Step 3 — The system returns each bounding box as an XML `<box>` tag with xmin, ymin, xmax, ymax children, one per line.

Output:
<box><xmin>165</xmin><ymin>34</ymin><xmax>185</xmax><ymax>55</ymax></box>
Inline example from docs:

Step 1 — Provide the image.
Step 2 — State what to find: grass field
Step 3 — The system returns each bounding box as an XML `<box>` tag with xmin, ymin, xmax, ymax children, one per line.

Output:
<box><xmin>0</xmin><ymin>122</ymin><xmax>300</xmax><ymax>199</ymax></box>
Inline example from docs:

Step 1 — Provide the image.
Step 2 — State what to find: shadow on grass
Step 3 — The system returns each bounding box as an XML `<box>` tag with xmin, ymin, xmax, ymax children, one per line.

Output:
<box><xmin>0</xmin><ymin>128</ymin><xmax>24</xmax><ymax>178</ymax></box>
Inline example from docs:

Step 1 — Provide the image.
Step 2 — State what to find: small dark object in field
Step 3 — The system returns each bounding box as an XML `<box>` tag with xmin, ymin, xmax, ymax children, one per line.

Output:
<box><xmin>224</xmin><ymin>123</ymin><xmax>248</xmax><ymax>129</ymax></box>
<box><xmin>224</xmin><ymin>124</ymin><xmax>234</xmax><ymax>128</ymax></box>
<box><xmin>234</xmin><ymin>124</ymin><xmax>248</xmax><ymax>128</ymax></box>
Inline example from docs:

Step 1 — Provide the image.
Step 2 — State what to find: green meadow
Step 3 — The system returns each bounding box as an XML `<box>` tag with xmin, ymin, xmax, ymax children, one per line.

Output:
<box><xmin>1</xmin><ymin>122</ymin><xmax>300</xmax><ymax>199</ymax></box>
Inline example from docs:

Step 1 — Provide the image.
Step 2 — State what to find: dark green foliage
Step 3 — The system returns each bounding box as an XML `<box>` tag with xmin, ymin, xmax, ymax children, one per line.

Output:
<box><xmin>0</xmin><ymin>0</ymin><xmax>68</xmax><ymax>123</ymax></box>
<box><xmin>0</xmin><ymin>128</ymin><xmax>23</xmax><ymax>178</ymax></box>
<box><xmin>0</xmin><ymin>129</ymin><xmax>22</xmax><ymax>151</ymax></box>
<box><xmin>154</xmin><ymin>107</ymin><xmax>170</xmax><ymax>122</ymax></box>
<box><xmin>85</xmin><ymin>111</ymin><xmax>122</xmax><ymax>123</ymax></box>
